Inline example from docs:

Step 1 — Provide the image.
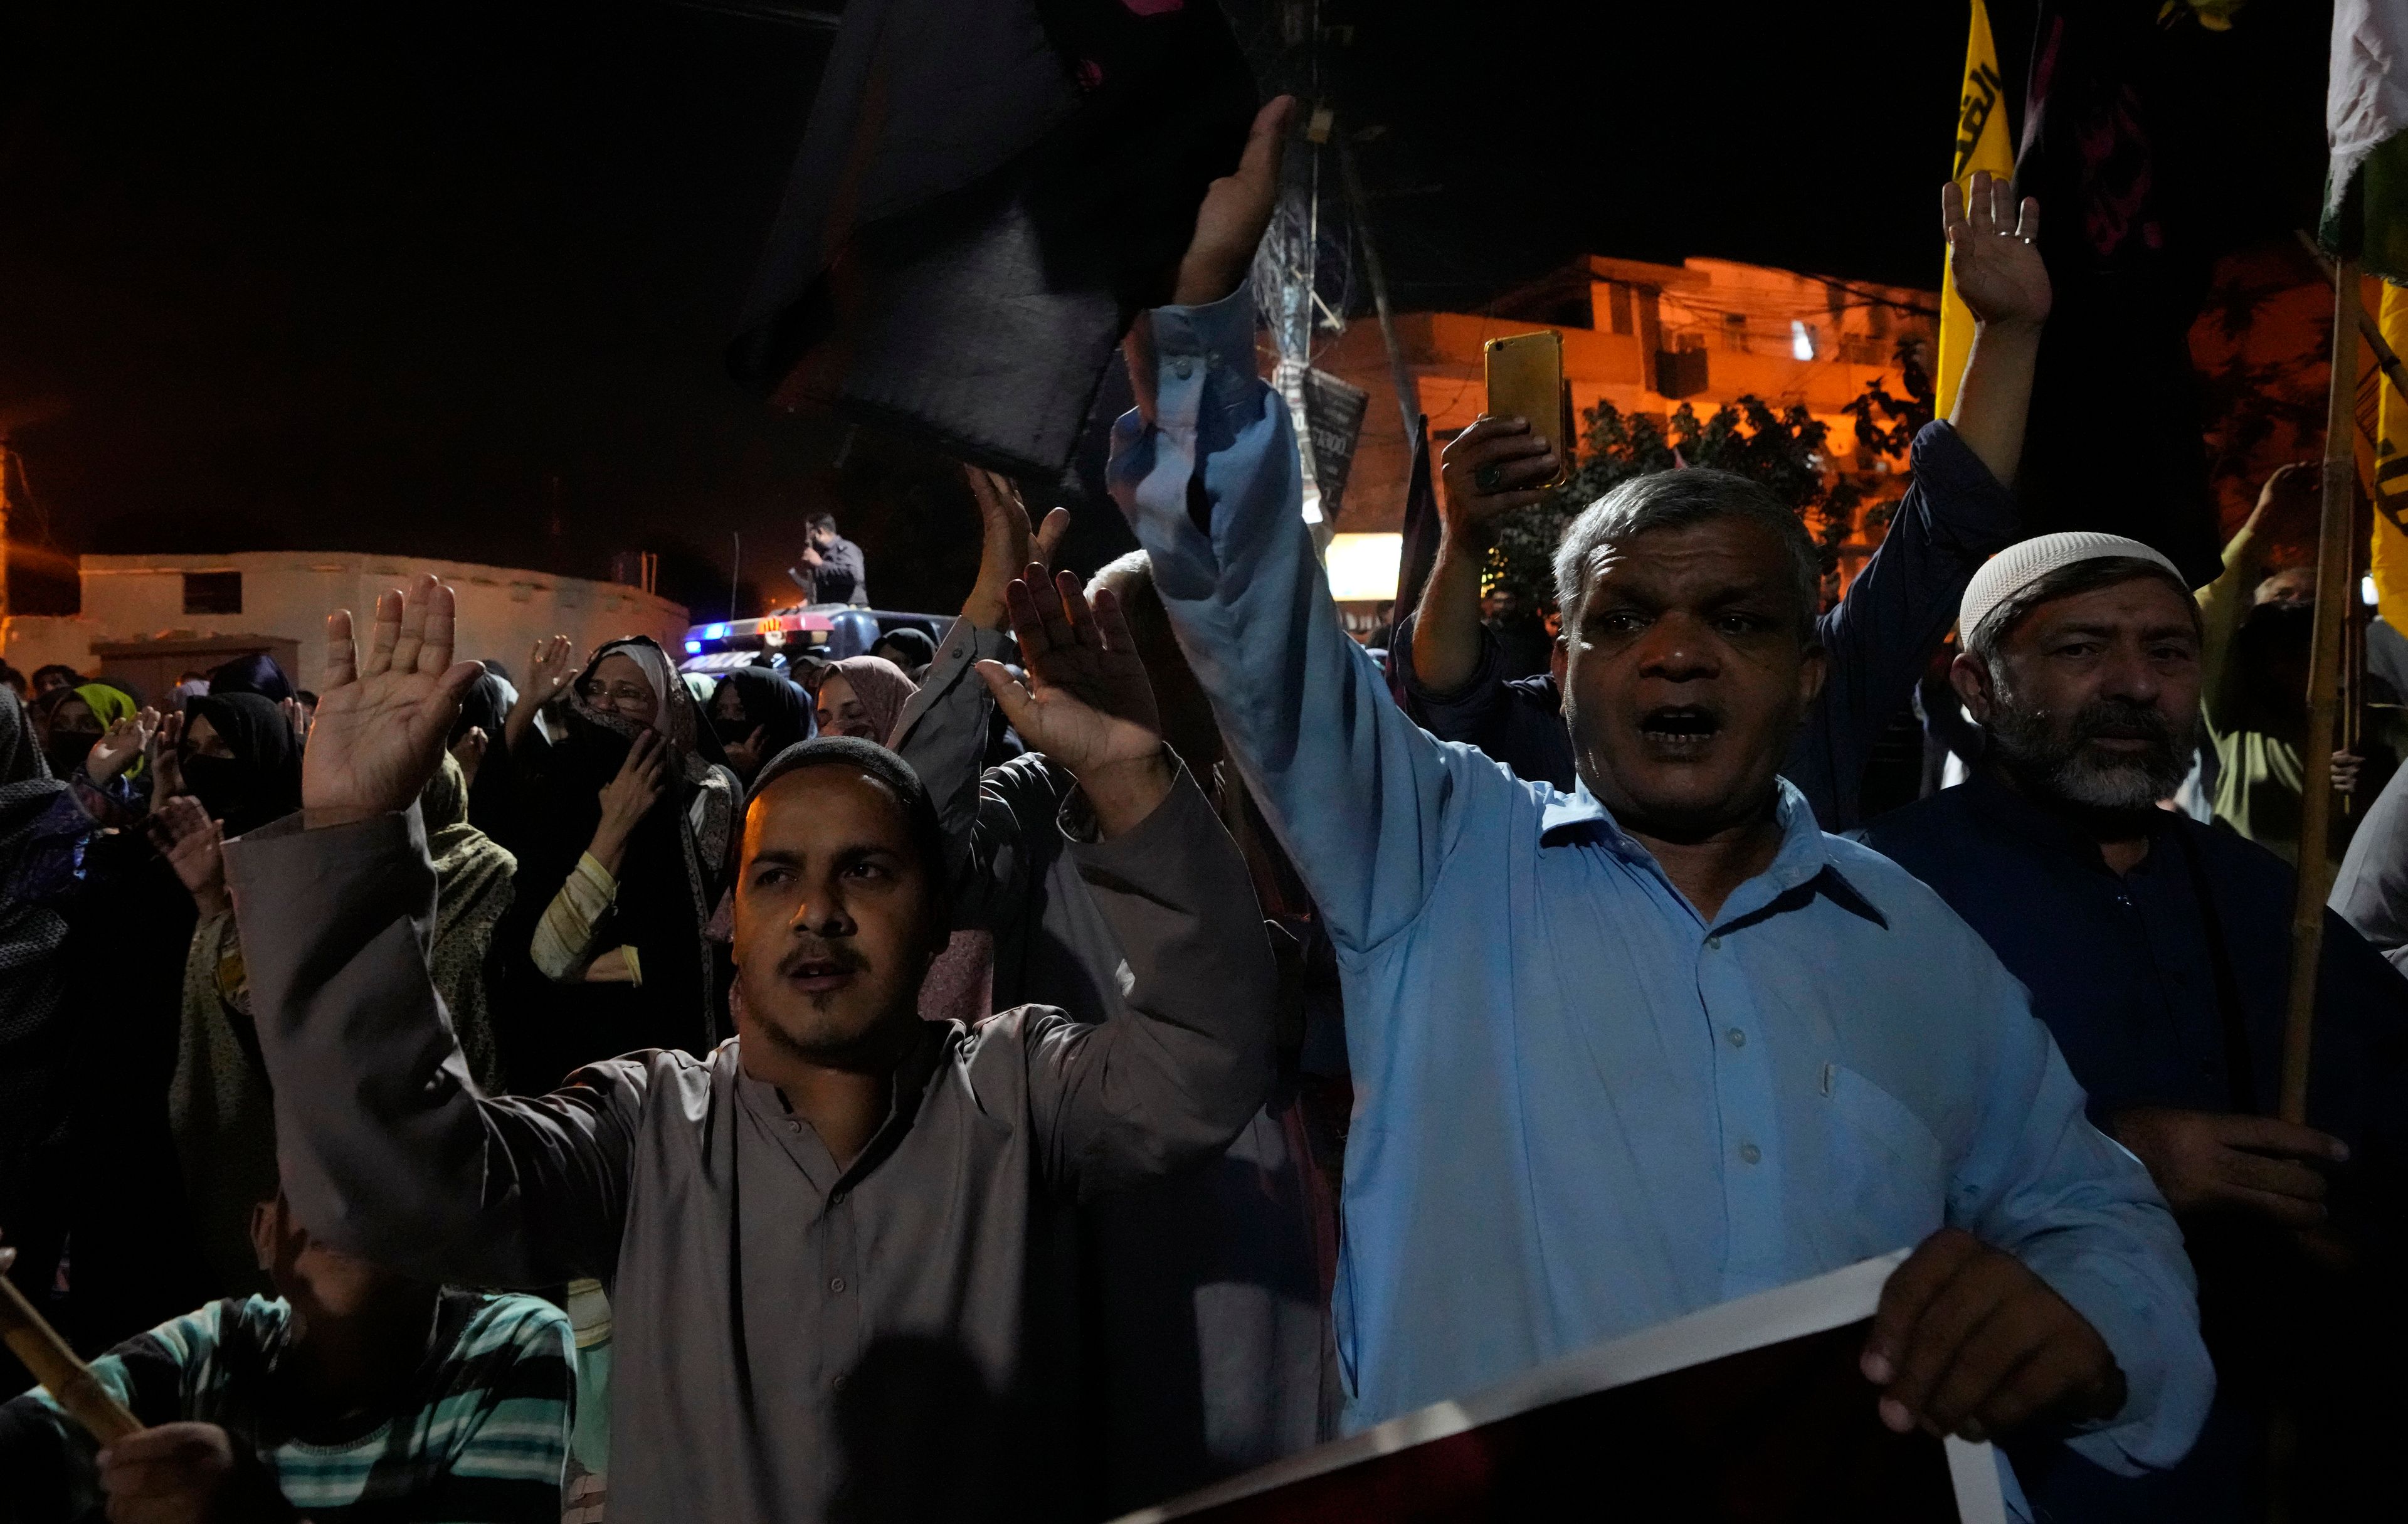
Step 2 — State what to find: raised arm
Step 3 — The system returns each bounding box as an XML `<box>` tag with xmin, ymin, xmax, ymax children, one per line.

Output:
<box><xmin>1411</xmin><ymin>417</ymin><xmax>1560</xmax><ymax>693</ymax></box>
<box><xmin>971</xmin><ymin>569</ymin><xmax>1273</xmax><ymax>1191</ymax></box>
<box><xmin>887</xmin><ymin>466</ymin><xmax>1070</xmax><ymax>914</ymax></box>
<box><xmin>1940</xmin><ymin>170</ymin><xmax>2047</xmax><ymax>487</ymax></box>
<box><xmin>504</xmin><ymin>635</ymin><xmax>579</xmax><ymax>755</ymax></box>
<box><xmin>227</xmin><ymin>580</ymin><xmax>642</xmax><ymax>1288</ymax></box>
<box><xmin>1111</xmin><ymin>97</ymin><xmax>1497</xmax><ymax>955</ymax></box>
<box><xmin>1793</xmin><ymin>174</ymin><xmax>2042</xmax><ymax>828</ymax></box>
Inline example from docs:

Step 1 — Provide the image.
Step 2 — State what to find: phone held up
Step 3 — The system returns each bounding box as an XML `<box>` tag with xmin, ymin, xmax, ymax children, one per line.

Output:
<box><xmin>1482</xmin><ymin>331</ymin><xmax>1574</xmax><ymax>489</ymax></box>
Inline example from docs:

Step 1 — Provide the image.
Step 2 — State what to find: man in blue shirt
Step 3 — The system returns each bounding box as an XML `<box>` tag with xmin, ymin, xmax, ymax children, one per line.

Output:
<box><xmin>1115</xmin><ymin>97</ymin><xmax>2210</xmax><ymax>1484</ymax></box>
<box><xmin>1861</xmin><ymin>532</ymin><xmax>2408</xmax><ymax>1520</ymax></box>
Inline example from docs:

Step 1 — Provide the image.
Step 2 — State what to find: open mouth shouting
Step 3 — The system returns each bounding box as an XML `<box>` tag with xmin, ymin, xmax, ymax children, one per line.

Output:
<box><xmin>1637</xmin><ymin>704</ymin><xmax>1724</xmax><ymax>759</ymax></box>
<box><xmin>781</xmin><ymin>946</ymin><xmax>863</xmax><ymax>995</ymax></box>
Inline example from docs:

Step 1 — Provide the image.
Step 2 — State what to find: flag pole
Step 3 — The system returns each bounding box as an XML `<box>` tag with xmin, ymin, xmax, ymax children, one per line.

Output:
<box><xmin>2281</xmin><ymin>256</ymin><xmax>2364</xmax><ymax>1124</ymax></box>
<box><xmin>0</xmin><ymin>1272</ymin><xmax>142</xmax><ymax>1443</ymax></box>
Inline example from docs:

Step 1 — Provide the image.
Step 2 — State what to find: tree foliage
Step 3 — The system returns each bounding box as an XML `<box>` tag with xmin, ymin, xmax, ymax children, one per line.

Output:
<box><xmin>1485</xmin><ymin>394</ymin><xmax>1864</xmax><ymax>611</ymax></box>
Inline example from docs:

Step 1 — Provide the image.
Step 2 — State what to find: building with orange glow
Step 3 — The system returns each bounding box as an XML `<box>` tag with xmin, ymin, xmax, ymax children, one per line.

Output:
<box><xmin>1307</xmin><ymin>253</ymin><xmax>1941</xmax><ymax>598</ymax></box>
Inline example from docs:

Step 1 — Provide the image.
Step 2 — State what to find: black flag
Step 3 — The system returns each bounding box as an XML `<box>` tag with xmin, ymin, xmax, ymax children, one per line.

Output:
<box><xmin>729</xmin><ymin>0</ymin><xmax>1257</xmax><ymax>479</ymax></box>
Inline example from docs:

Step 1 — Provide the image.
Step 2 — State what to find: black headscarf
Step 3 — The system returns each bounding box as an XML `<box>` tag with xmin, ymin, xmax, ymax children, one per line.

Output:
<box><xmin>182</xmin><ymin>692</ymin><xmax>303</xmax><ymax>837</ymax></box>
<box><xmin>500</xmin><ymin>637</ymin><xmax>739</xmax><ymax>1079</ymax></box>
<box><xmin>205</xmin><ymin>653</ymin><xmax>297</xmax><ymax>704</ymax></box>
<box><xmin>714</xmin><ymin>667</ymin><xmax>814</xmax><ymax>773</ymax></box>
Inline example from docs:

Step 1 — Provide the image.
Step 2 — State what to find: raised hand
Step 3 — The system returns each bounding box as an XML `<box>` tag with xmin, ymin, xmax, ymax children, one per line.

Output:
<box><xmin>86</xmin><ymin>707</ymin><xmax>158</xmax><ymax>785</ymax></box>
<box><xmin>150</xmin><ymin>794</ymin><xmax>228</xmax><ymax>916</ymax></box>
<box><xmin>975</xmin><ymin>568</ymin><xmax>1170</xmax><ymax>835</ymax></box>
<box><xmin>527</xmin><ymin>635</ymin><xmax>581</xmax><ymax>705</ymax></box>
<box><xmin>1944</xmin><ymin>169</ymin><xmax>2048</xmax><ymax>331</ymax></box>
<box><xmin>1171</xmin><ymin>95</ymin><xmax>1296</xmax><ymax>307</ymax></box>
<box><xmin>149</xmin><ymin>711</ymin><xmax>187</xmax><ymax>801</ymax></box>
<box><xmin>962</xmin><ymin>466</ymin><xmax>1072</xmax><ymax>632</ymax></box>
<box><xmin>1440</xmin><ymin>416</ymin><xmax>1561</xmax><ymax>534</ymax></box>
<box><xmin>305</xmin><ymin>576</ymin><xmax>484</xmax><ymax>828</ymax></box>
<box><xmin>590</xmin><ymin>729</ymin><xmax>668</xmax><ymax>874</ymax></box>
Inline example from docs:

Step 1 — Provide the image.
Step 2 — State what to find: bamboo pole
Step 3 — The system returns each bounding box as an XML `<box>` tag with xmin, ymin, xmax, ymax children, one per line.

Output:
<box><xmin>2281</xmin><ymin>257</ymin><xmax>2364</xmax><ymax>1124</ymax></box>
<box><xmin>0</xmin><ymin>1271</ymin><xmax>142</xmax><ymax>1444</ymax></box>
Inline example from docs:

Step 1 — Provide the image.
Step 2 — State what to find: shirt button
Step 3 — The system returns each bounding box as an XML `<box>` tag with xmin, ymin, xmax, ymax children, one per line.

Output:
<box><xmin>1740</xmin><ymin>1142</ymin><xmax>1761</xmax><ymax>1165</ymax></box>
<box><xmin>830</xmin><ymin>1190</ymin><xmax>847</xmax><ymax>1207</ymax></box>
<box><xmin>1705</xmin><ymin>936</ymin><xmax>1723</xmax><ymax>951</ymax></box>
<box><xmin>786</xmin><ymin>1119</ymin><xmax>801</xmax><ymax>1133</ymax></box>
<box><xmin>828</xmin><ymin>1276</ymin><xmax>845</xmax><ymax>1294</ymax></box>
<box><xmin>1726</xmin><ymin>1027</ymin><xmax>1746</xmax><ymax>1049</ymax></box>
<box><xmin>832</xmin><ymin>1373</ymin><xmax>846</xmax><ymax>1392</ymax></box>
<box><xmin>1173</xmin><ymin>357</ymin><xmax>1195</xmax><ymax>379</ymax></box>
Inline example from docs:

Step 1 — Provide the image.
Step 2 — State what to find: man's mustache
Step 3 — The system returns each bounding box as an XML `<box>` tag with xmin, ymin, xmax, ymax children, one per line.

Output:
<box><xmin>779</xmin><ymin>940</ymin><xmax>868</xmax><ymax>978</ymax></box>
<box><xmin>2067</xmin><ymin>700</ymin><xmax>2177</xmax><ymax>748</ymax></box>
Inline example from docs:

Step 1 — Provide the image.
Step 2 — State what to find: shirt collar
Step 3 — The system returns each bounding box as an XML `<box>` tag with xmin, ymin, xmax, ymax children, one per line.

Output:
<box><xmin>1541</xmin><ymin>774</ymin><xmax>1876</xmax><ymax>930</ymax></box>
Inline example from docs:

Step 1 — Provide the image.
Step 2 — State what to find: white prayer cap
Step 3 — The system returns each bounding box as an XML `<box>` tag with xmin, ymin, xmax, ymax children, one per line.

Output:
<box><xmin>1958</xmin><ymin>531</ymin><xmax>2187</xmax><ymax>647</ymax></box>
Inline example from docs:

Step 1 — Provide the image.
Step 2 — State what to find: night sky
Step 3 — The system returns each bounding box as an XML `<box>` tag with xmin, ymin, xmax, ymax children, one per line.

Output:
<box><xmin>0</xmin><ymin>2</ymin><xmax>2292</xmax><ymax>622</ymax></box>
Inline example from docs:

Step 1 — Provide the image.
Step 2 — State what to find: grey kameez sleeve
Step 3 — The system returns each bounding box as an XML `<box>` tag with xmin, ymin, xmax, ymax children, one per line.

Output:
<box><xmin>888</xmin><ymin>613</ymin><xmax>1085</xmax><ymax>936</ymax></box>
<box><xmin>1008</xmin><ymin>763</ymin><xmax>1277</xmax><ymax>1198</ymax></box>
<box><xmin>226</xmin><ymin>810</ymin><xmax>650</xmax><ymax>1289</ymax></box>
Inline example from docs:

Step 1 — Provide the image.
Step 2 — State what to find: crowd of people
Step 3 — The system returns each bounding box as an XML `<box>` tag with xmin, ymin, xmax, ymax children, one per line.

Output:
<box><xmin>1</xmin><ymin>93</ymin><xmax>2402</xmax><ymax>1524</ymax></box>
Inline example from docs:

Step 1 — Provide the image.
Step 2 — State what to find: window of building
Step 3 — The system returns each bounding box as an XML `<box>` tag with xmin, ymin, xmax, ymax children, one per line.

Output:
<box><xmin>183</xmin><ymin>571</ymin><xmax>241</xmax><ymax>615</ymax></box>
<box><xmin>1607</xmin><ymin>283</ymin><xmax>1634</xmax><ymax>336</ymax></box>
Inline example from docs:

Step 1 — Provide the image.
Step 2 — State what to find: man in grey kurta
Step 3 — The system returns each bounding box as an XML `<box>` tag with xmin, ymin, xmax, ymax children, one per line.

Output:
<box><xmin>224</xmin><ymin>574</ymin><xmax>1275</xmax><ymax>1524</ymax></box>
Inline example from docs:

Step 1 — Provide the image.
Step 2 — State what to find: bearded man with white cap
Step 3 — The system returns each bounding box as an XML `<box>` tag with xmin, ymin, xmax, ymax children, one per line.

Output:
<box><xmin>1862</xmin><ymin>532</ymin><xmax>2408</xmax><ymax>1521</ymax></box>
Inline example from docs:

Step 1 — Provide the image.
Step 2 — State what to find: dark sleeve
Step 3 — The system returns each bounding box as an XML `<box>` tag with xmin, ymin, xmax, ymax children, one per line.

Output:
<box><xmin>1793</xmin><ymin>420</ymin><xmax>2020</xmax><ymax>830</ymax></box>
<box><xmin>1020</xmin><ymin>765</ymin><xmax>1276</xmax><ymax>1197</ymax></box>
<box><xmin>1395</xmin><ymin>613</ymin><xmax>1577</xmax><ymax>790</ymax></box>
<box><xmin>2311</xmin><ymin>909</ymin><xmax>2408</xmax><ymax>1261</ymax></box>
<box><xmin>834</xmin><ymin>540</ymin><xmax>869</xmax><ymax>603</ymax></box>
<box><xmin>0</xmin><ymin>1392</ymin><xmax>83</xmax><ymax>1524</ymax></box>
<box><xmin>224</xmin><ymin>812</ymin><xmax>647</xmax><ymax>1288</ymax></box>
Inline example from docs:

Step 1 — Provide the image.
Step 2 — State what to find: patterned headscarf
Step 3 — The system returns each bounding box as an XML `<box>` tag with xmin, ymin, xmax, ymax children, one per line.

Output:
<box><xmin>825</xmin><ymin>655</ymin><xmax>919</xmax><ymax>746</ymax></box>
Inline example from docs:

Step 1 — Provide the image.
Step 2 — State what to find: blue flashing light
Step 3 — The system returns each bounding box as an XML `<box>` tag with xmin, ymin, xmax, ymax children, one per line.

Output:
<box><xmin>704</xmin><ymin>623</ymin><xmax>730</xmax><ymax>639</ymax></box>
<box><xmin>684</xmin><ymin>641</ymin><xmax>704</xmax><ymax>655</ymax></box>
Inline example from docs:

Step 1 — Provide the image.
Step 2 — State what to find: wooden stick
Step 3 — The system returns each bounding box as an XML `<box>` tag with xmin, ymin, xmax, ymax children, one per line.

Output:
<box><xmin>2282</xmin><ymin>256</ymin><xmax>2364</xmax><ymax>1124</ymax></box>
<box><xmin>0</xmin><ymin>1271</ymin><xmax>142</xmax><ymax>1444</ymax></box>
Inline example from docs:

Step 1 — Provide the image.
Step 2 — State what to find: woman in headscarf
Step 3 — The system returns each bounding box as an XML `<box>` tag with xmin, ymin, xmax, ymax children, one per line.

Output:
<box><xmin>813</xmin><ymin>654</ymin><xmax>916</xmax><ymax>743</ymax></box>
<box><xmin>707</xmin><ymin>665</ymin><xmax>813</xmax><ymax>784</ymax></box>
<box><xmin>500</xmin><ymin>635</ymin><xmax>738</xmax><ymax>1088</ymax></box>
<box><xmin>153</xmin><ymin>687</ymin><xmax>309</xmax><ymax>1291</ymax></box>
<box><xmin>167</xmin><ymin>691</ymin><xmax>303</xmax><ymax>838</ymax></box>
<box><xmin>447</xmin><ymin>667</ymin><xmax>521</xmax><ymax>836</ymax></box>
<box><xmin>203</xmin><ymin>651</ymin><xmax>295</xmax><ymax>704</ymax></box>
<box><xmin>163</xmin><ymin>749</ymin><xmax>517</xmax><ymax>1292</ymax></box>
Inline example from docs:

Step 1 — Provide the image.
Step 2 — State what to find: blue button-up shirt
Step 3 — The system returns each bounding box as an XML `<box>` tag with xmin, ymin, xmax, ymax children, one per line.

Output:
<box><xmin>1111</xmin><ymin>287</ymin><xmax>2212</xmax><ymax>1478</ymax></box>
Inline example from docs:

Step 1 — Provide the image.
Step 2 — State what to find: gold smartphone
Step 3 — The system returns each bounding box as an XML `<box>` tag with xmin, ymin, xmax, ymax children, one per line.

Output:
<box><xmin>1483</xmin><ymin>331</ymin><xmax>1573</xmax><ymax>487</ymax></box>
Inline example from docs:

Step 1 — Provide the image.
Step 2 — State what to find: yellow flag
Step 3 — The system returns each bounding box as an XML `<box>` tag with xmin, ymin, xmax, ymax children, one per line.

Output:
<box><xmin>2370</xmin><ymin>283</ymin><xmax>2408</xmax><ymax>633</ymax></box>
<box><xmin>1936</xmin><ymin>0</ymin><xmax>2014</xmax><ymax>418</ymax></box>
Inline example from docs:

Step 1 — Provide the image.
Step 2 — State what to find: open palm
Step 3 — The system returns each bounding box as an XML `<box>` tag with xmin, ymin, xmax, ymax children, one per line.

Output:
<box><xmin>1945</xmin><ymin>169</ymin><xmax>2049</xmax><ymax>329</ymax></box>
<box><xmin>976</xmin><ymin>568</ymin><xmax>1161</xmax><ymax>779</ymax></box>
<box><xmin>306</xmin><ymin>576</ymin><xmax>485</xmax><ymax>823</ymax></box>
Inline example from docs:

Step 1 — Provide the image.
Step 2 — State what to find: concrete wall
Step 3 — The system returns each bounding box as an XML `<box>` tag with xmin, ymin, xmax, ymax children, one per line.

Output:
<box><xmin>3</xmin><ymin>551</ymin><xmax>688</xmax><ymax>699</ymax></box>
